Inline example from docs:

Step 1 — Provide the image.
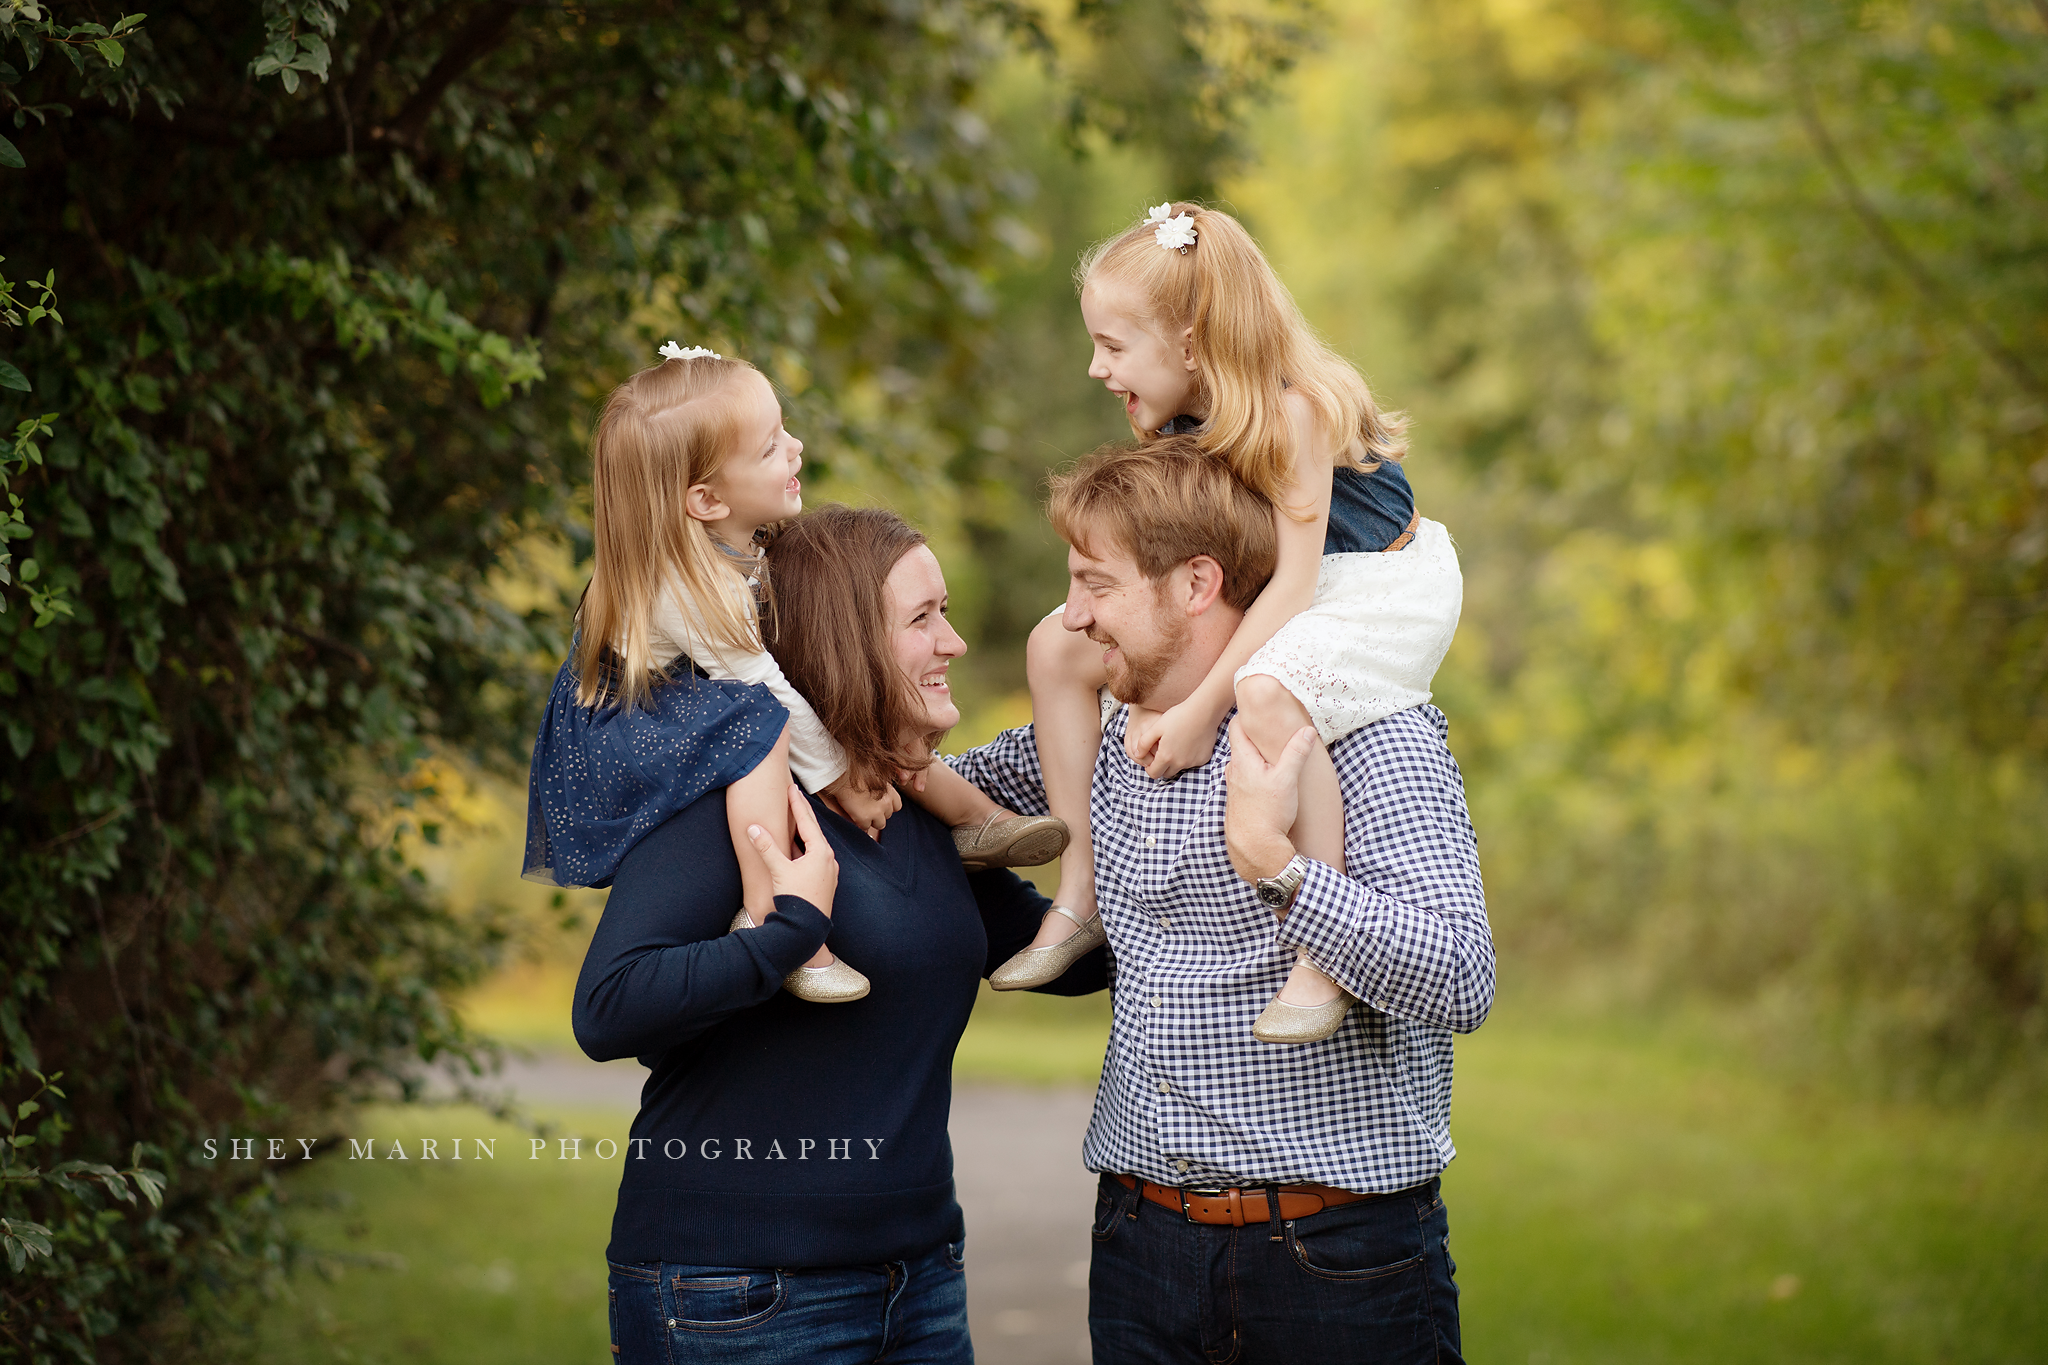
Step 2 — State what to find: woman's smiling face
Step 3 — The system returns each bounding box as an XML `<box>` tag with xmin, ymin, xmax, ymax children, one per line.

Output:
<box><xmin>884</xmin><ymin>545</ymin><xmax>966</xmax><ymax>734</ymax></box>
<box><xmin>1082</xmin><ymin>279</ymin><xmax>1201</xmax><ymax>433</ymax></box>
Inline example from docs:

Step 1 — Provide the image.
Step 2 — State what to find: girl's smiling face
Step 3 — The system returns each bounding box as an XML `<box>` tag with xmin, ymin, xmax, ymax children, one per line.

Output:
<box><xmin>1082</xmin><ymin>280</ymin><xmax>1202</xmax><ymax>433</ymax></box>
<box><xmin>695</xmin><ymin>371</ymin><xmax>804</xmax><ymax>546</ymax></box>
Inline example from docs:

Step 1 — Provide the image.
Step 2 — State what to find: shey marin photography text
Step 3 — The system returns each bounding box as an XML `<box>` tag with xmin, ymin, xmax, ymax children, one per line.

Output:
<box><xmin>198</xmin><ymin>1135</ymin><xmax>896</xmax><ymax>1163</ymax></box>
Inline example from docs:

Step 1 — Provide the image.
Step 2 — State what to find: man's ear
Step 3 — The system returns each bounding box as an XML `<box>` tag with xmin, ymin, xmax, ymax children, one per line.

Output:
<box><xmin>685</xmin><ymin>482</ymin><xmax>730</xmax><ymax>525</ymax></box>
<box><xmin>1181</xmin><ymin>554</ymin><xmax>1227</xmax><ymax>616</ymax></box>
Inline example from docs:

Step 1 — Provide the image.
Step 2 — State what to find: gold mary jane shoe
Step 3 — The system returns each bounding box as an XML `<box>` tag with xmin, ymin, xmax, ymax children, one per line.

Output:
<box><xmin>1250</xmin><ymin>993</ymin><xmax>1355</xmax><ymax>1045</ymax></box>
<box><xmin>953</xmin><ymin>813</ymin><xmax>1070</xmax><ymax>872</ymax></box>
<box><xmin>988</xmin><ymin>905</ymin><xmax>1107</xmax><ymax>991</ymax></box>
<box><xmin>729</xmin><ymin>908</ymin><xmax>871</xmax><ymax>1004</ymax></box>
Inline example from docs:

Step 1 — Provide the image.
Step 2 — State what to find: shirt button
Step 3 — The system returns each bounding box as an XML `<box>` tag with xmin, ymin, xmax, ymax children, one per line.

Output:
<box><xmin>1175</xmin><ymin>1159</ymin><xmax>1190</xmax><ymax>1173</ymax></box>
<box><xmin>1156</xmin><ymin>916</ymin><xmax>1171</xmax><ymax>929</ymax></box>
<box><xmin>1150</xmin><ymin>996</ymin><xmax>1162</xmax><ymax>1008</ymax></box>
<box><xmin>1145</xmin><ymin>835</ymin><xmax>1157</xmax><ymax>847</ymax></box>
<box><xmin>1156</xmin><ymin>1080</ymin><xmax>1171</xmax><ymax>1094</ymax></box>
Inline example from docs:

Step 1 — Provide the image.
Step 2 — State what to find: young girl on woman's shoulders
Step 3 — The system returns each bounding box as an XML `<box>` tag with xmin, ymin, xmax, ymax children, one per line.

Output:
<box><xmin>525</xmin><ymin>347</ymin><xmax>1068</xmax><ymax>1003</ymax></box>
<box><xmin>952</xmin><ymin>204</ymin><xmax>1462</xmax><ymax>1044</ymax></box>
<box><xmin>525</xmin><ymin>348</ymin><xmax>886</xmax><ymax>1002</ymax></box>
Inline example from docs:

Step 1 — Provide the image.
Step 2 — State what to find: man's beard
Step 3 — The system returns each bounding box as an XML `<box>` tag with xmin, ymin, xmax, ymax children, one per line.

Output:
<box><xmin>1094</xmin><ymin>594</ymin><xmax>1189</xmax><ymax>709</ymax></box>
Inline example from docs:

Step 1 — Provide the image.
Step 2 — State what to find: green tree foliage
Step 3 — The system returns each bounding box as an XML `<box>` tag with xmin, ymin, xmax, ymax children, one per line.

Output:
<box><xmin>1318</xmin><ymin>0</ymin><xmax>2046</xmax><ymax>1091</ymax></box>
<box><xmin>0</xmin><ymin>0</ymin><xmax>1304</xmax><ymax>1356</ymax></box>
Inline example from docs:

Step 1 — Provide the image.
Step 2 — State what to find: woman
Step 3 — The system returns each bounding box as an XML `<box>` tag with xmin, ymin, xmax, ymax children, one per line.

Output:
<box><xmin>574</xmin><ymin>505</ymin><xmax>1103</xmax><ymax>1364</ymax></box>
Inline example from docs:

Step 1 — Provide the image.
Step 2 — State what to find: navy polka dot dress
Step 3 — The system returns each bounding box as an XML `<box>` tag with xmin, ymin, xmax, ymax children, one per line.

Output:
<box><xmin>522</xmin><ymin>646</ymin><xmax>788</xmax><ymax>888</ymax></box>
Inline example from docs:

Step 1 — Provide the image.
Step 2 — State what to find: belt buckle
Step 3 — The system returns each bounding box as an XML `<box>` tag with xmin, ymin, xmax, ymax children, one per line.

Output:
<box><xmin>1180</xmin><ymin>1186</ymin><xmax>1243</xmax><ymax>1226</ymax></box>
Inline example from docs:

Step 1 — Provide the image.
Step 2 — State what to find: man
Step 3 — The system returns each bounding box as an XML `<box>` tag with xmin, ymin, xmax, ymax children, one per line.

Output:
<box><xmin>948</xmin><ymin>436</ymin><xmax>1493</xmax><ymax>1363</ymax></box>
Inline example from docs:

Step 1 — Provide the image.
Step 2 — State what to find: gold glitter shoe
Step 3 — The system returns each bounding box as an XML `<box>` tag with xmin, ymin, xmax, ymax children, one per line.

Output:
<box><xmin>1250</xmin><ymin>993</ymin><xmax>1354</xmax><ymax>1045</ymax></box>
<box><xmin>953</xmin><ymin>813</ymin><xmax>1071</xmax><ymax>872</ymax></box>
<box><xmin>988</xmin><ymin>905</ymin><xmax>1107</xmax><ymax>991</ymax></box>
<box><xmin>729</xmin><ymin>908</ymin><xmax>870</xmax><ymax>1003</ymax></box>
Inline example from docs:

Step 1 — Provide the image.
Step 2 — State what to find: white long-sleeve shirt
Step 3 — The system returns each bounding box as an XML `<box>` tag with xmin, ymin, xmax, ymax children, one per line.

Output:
<box><xmin>646</xmin><ymin>569</ymin><xmax>848</xmax><ymax>793</ymax></box>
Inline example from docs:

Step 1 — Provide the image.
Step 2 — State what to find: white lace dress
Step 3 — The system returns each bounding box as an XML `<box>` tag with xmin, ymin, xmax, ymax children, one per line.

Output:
<box><xmin>1235</xmin><ymin>517</ymin><xmax>1463</xmax><ymax>743</ymax></box>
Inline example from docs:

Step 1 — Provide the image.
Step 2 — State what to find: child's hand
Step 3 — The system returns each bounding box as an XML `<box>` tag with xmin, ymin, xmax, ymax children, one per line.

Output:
<box><xmin>1124</xmin><ymin>699</ymin><xmax>1220</xmax><ymax>780</ymax></box>
<box><xmin>842</xmin><ymin>784</ymin><xmax>902</xmax><ymax>840</ymax></box>
<box><xmin>748</xmin><ymin>784</ymin><xmax>841</xmax><ymax>912</ymax></box>
<box><xmin>823</xmin><ymin>773</ymin><xmax>900</xmax><ymax>839</ymax></box>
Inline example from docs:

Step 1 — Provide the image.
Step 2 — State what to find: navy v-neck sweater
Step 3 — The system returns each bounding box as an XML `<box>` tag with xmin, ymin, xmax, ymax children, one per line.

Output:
<box><xmin>573</xmin><ymin>788</ymin><xmax>1107</xmax><ymax>1269</ymax></box>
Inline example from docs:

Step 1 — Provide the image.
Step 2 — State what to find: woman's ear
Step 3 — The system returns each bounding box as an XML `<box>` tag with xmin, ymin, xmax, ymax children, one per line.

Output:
<box><xmin>1180</xmin><ymin>326</ymin><xmax>1200</xmax><ymax>373</ymax></box>
<box><xmin>685</xmin><ymin>482</ymin><xmax>730</xmax><ymax>525</ymax></box>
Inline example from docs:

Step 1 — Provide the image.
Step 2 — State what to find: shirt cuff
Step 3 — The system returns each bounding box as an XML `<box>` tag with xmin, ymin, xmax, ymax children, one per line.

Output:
<box><xmin>751</xmin><ymin>895</ymin><xmax>832</xmax><ymax>974</ymax></box>
<box><xmin>1271</xmin><ymin>859</ymin><xmax>1395</xmax><ymax>1010</ymax></box>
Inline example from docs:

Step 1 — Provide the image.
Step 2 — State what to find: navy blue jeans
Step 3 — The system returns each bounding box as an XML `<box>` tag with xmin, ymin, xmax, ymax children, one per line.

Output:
<box><xmin>1088</xmin><ymin>1174</ymin><xmax>1464</xmax><ymax>1364</ymax></box>
<box><xmin>607</xmin><ymin>1240</ymin><xmax>970</xmax><ymax>1364</ymax></box>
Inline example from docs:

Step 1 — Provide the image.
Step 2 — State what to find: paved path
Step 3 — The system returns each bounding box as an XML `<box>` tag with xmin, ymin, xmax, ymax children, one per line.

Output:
<box><xmin>484</xmin><ymin>1053</ymin><xmax>1098</xmax><ymax>1365</ymax></box>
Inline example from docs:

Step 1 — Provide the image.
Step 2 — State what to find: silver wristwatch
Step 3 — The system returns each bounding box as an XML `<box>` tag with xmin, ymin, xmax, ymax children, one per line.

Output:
<box><xmin>1254</xmin><ymin>854</ymin><xmax>1311</xmax><ymax>914</ymax></box>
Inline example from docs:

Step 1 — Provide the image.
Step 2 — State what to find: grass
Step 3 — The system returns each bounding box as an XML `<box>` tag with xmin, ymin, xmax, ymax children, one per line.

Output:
<box><xmin>255</xmin><ymin>983</ymin><xmax>2046</xmax><ymax>1363</ymax></box>
<box><xmin>248</xmin><ymin>1104</ymin><xmax>627</xmax><ymax>1364</ymax></box>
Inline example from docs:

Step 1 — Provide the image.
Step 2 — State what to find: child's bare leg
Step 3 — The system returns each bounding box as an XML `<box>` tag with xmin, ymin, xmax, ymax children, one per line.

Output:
<box><xmin>1236</xmin><ymin>674</ymin><xmax>1346</xmax><ymax>1007</ymax></box>
<box><xmin>1024</xmin><ymin>612</ymin><xmax>1107</xmax><ymax>946</ymax></box>
<box><xmin>913</xmin><ymin>761</ymin><xmax>1006</xmax><ymax>827</ymax></box>
<box><xmin>726</xmin><ymin>725</ymin><xmax>834</xmax><ymax>969</ymax></box>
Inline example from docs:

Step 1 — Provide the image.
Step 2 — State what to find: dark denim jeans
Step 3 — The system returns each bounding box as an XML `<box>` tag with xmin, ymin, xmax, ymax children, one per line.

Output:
<box><xmin>608</xmin><ymin>1240</ymin><xmax>970</xmax><ymax>1364</ymax></box>
<box><xmin>1088</xmin><ymin>1174</ymin><xmax>1464</xmax><ymax>1364</ymax></box>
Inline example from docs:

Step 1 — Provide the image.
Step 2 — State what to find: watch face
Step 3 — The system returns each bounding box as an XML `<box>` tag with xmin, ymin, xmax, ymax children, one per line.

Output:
<box><xmin>1257</xmin><ymin>883</ymin><xmax>1284</xmax><ymax>908</ymax></box>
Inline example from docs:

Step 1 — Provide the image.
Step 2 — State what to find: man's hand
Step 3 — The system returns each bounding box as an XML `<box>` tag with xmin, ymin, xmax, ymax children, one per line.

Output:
<box><xmin>748</xmin><ymin>784</ymin><xmax>841</xmax><ymax>912</ymax></box>
<box><xmin>823</xmin><ymin>773</ymin><xmax>900</xmax><ymax>839</ymax></box>
<box><xmin>1125</xmin><ymin>699</ymin><xmax>1221</xmax><ymax>779</ymax></box>
<box><xmin>1223</xmin><ymin>717</ymin><xmax>1315</xmax><ymax>885</ymax></box>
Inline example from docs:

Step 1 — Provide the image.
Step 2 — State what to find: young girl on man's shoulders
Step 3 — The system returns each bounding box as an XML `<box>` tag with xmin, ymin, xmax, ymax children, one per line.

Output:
<box><xmin>947</xmin><ymin>204</ymin><xmax>1463</xmax><ymax>1045</ymax></box>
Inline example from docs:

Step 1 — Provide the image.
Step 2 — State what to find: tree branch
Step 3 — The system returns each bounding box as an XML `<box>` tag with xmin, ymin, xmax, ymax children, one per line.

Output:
<box><xmin>266</xmin><ymin>1</ymin><xmax>525</xmax><ymax>160</ymax></box>
<box><xmin>1789</xmin><ymin>72</ymin><xmax>2045</xmax><ymax>403</ymax></box>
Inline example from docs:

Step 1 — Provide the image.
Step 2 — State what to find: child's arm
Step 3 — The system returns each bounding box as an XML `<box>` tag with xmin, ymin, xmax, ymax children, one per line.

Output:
<box><xmin>1127</xmin><ymin>391</ymin><xmax>1334</xmax><ymax>778</ymax></box>
<box><xmin>655</xmin><ymin>580</ymin><xmax>852</xmax><ymax>795</ymax></box>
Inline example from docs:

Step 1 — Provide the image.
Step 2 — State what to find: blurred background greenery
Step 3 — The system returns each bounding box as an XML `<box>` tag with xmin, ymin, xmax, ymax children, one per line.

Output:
<box><xmin>3</xmin><ymin>0</ymin><xmax>2043</xmax><ymax>1360</ymax></box>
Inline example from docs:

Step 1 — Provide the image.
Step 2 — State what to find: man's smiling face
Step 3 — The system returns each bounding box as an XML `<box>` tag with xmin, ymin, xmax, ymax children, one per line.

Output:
<box><xmin>1060</xmin><ymin>536</ymin><xmax>1190</xmax><ymax>710</ymax></box>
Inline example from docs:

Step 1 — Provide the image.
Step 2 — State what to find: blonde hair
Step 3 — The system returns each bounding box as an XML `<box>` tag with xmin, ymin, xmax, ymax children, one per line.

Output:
<box><xmin>1076</xmin><ymin>203</ymin><xmax>1408</xmax><ymax>512</ymax></box>
<box><xmin>574</xmin><ymin>355</ymin><xmax>765</xmax><ymax>710</ymax></box>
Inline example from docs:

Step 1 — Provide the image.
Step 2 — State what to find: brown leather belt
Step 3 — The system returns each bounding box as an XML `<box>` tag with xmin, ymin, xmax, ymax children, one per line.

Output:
<box><xmin>1114</xmin><ymin>1172</ymin><xmax>1381</xmax><ymax>1226</ymax></box>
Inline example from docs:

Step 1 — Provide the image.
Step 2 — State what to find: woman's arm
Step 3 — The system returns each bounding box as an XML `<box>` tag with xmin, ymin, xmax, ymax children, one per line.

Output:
<box><xmin>572</xmin><ymin>788</ymin><xmax>833</xmax><ymax>1061</ymax></box>
<box><xmin>1128</xmin><ymin>391</ymin><xmax>1335</xmax><ymax>777</ymax></box>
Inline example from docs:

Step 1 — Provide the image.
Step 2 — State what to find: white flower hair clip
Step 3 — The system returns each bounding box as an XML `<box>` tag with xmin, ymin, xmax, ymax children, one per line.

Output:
<box><xmin>658</xmin><ymin>341</ymin><xmax>722</xmax><ymax>362</ymax></box>
<box><xmin>1148</xmin><ymin>203</ymin><xmax>1197</xmax><ymax>252</ymax></box>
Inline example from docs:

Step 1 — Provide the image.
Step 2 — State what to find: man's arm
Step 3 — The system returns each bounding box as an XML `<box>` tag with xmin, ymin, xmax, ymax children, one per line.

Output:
<box><xmin>1224</xmin><ymin>709</ymin><xmax>1494</xmax><ymax>1033</ymax></box>
<box><xmin>941</xmin><ymin>724</ymin><xmax>1051</xmax><ymax>818</ymax></box>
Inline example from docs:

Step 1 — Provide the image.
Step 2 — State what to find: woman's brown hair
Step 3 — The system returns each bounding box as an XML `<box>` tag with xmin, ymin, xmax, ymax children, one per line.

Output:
<box><xmin>763</xmin><ymin>505</ymin><xmax>947</xmax><ymax>793</ymax></box>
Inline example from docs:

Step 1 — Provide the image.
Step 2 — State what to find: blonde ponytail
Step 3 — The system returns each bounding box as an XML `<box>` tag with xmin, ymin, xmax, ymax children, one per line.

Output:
<box><xmin>575</xmin><ymin>356</ymin><xmax>764</xmax><ymax>710</ymax></box>
<box><xmin>1076</xmin><ymin>203</ymin><xmax>1408</xmax><ymax>512</ymax></box>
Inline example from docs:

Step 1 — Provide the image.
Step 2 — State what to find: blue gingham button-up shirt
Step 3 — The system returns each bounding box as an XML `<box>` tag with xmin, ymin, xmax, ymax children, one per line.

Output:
<box><xmin>946</xmin><ymin>704</ymin><xmax>1494</xmax><ymax>1194</ymax></box>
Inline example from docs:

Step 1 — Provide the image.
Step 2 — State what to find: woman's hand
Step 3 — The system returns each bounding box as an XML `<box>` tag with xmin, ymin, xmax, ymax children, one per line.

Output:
<box><xmin>1124</xmin><ymin>699</ymin><xmax>1221</xmax><ymax>779</ymax></box>
<box><xmin>823</xmin><ymin>774</ymin><xmax>901</xmax><ymax>840</ymax></box>
<box><xmin>747</xmin><ymin>784</ymin><xmax>840</xmax><ymax>913</ymax></box>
